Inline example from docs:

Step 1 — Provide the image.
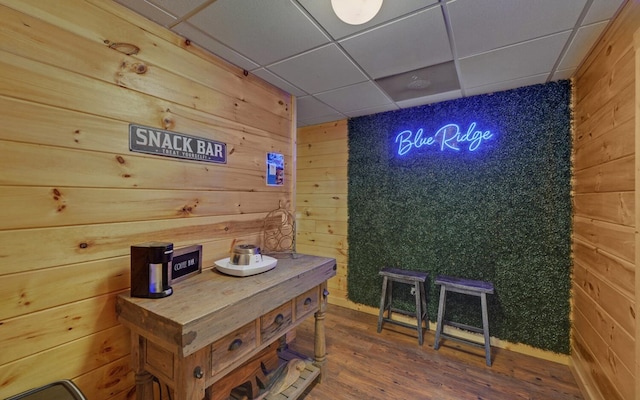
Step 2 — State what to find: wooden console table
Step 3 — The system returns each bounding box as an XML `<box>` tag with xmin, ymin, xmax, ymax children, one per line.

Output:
<box><xmin>116</xmin><ymin>254</ymin><xmax>337</xmax><ymax>400</ymax></box>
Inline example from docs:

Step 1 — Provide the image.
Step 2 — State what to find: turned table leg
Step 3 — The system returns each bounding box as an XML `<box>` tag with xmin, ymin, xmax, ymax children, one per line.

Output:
<box><xmin>134</xmin><ymin>371</ymin><xmax>155</xmax><ymax>400</ymax></box>
<box><xmin>130</xmin><ymin>332</ymin><xmax>155</xmax><ymax>400</ymax></box>
<box><xmin>314</xmin><ymin>283</ymin><xmax>329</xmax><ymax>382</ymax></box>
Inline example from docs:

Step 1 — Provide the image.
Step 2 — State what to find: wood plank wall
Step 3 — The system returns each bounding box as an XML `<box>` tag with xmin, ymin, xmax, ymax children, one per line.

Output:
<box><xmin>0</xmin><ymin>1</ymin><xmax>294</xmax><ymax>398</ymax></box>
<box><xmin>571</xmin><ymin>1</ymin><xmax>639</xmax><ymax>399</ymax></box>
<box><xmin>296</xmin><ymin>121</ymin><xmax>349</xmax><ymax>307</ymax></box>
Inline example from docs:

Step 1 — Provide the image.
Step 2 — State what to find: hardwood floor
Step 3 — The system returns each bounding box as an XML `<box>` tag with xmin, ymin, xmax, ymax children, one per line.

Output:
<box><xmin>289</xmin><ymin>305</ymin><xmax>583</xmax><ymax>400</ymax></box>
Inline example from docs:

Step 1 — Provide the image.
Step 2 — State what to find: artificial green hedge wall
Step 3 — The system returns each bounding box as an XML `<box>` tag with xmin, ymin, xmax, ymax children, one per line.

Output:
<box><xmin>347</xmin><ymin>81</ymin><xmax>572</xmax><ymax>354</ymax></box>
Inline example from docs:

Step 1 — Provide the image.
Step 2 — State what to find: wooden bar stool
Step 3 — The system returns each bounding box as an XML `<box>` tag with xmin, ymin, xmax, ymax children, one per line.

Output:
<box><xmin>433</xmin><ymin>275</ymin><xmax>494</xmax><ymax>366</ymax></box>
<box><xmin>377</xmin><ymin>267</ymin><xmax>429</xmax><ymax>345</ymax></box>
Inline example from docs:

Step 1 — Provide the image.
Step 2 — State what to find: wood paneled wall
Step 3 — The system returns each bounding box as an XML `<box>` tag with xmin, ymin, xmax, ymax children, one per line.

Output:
<box><xmin>571</xmin><ymin>1</ymin><xmax>639</xmax><ymax>399</ymax></box>
<box><xmin>296</xmin><ymin>120</ymin><xmax>349</xmax><ymax>307</ymax></box>
<box><xmin>0</xmin><ymin>1</ymin><xmax>294</xmax><ymax>398</ymax></box>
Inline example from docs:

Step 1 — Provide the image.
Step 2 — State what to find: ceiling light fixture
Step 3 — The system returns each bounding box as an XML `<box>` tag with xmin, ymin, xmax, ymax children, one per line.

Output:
<box><xmin>407</xmin><ymin>75</ymin><xmax>431</xmax><ymax>90</ymax></box>
<box><xmin>331</xmin><ymin>0</ymin><xmax>383</xmax><ymax>25</ymax></box>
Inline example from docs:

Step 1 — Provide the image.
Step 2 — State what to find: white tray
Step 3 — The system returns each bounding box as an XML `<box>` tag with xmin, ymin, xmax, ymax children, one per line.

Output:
<box><xmin>214</xmin><ymin>255</ymin><xmax>278</xmax><ymax>277</ymax></box>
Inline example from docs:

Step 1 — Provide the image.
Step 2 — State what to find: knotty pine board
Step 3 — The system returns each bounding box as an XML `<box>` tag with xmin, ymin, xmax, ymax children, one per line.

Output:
<box><xmin>296</xmin><ymin>166</ymin><xmax>348</xmax><ymax>183</ymax></box>
<box><xmin>296</xmin><ymin>231</ymin><xmax>348</xmax><ymax>251</ymax></box>
<box><xmin>296</xmin><ymin>153</ymin><xmax>348</xmax><ymax>170</ymax></box>
<box><xmin>0</xmin><ymin>57</ymin><xmax>292</xmax><ymax>162</ymax></box>
<box><xmin>296</xmin><ymin>193</ymin><xmax>347</xmax><ymax>208</ymax></box>
<box><xmin>573</xmin><ymin>215</ymin><xmax>634</xmax><ymax>263</ymax></box>
<box><xmin>573</xmin><ymin>192</ymin><xmax>634</xmax><ymax>225</ymax></box>
<box><xmin>0</xmin><ymin>258</ymin><xmax>129</xmax><ymax>320</ymax></box>
<box><xmin>0</xmin><ymin>233</ymin><xmax>263</xmax><ymax>320</ymax></box>
<box><xmin>0</xmin><ymin>2</ymin><xmax>291</xmax><ymax>134</ymax></box>
<box><xmin>574</xmin><ymin>83</ymin><xmax>635</xmax><ymax>148</ymax></box>
<box><xmin>0</xmin><ymin>96</ymin><xmax>292</xmax><ymax>160</ymax></box>
<box><xmin>296</xmin><ymin>139</ymin><xmax>349</xmax><ymax>158</ymax></box>
<box><xmin>0</xmin><ymin>325</ymin><xmax>131</xmax><ymax>398</ymax></box>
<box><xmin>572</xmin><ymin>312</ymin><xmax>634</xmax><ymax>400</ymax></box>
<box><xmin>0</xmin><ymin>141</ymin><xmax>287</xmax><ymax>191</ymax></box>
<box><xmin>573</xmin><ymin>262</ymin><xmax>635</xmax><ymax>338</ymax></box>
<box><xmin>573</xmin><ymin>49</ymin><xmax>635</xmax><ymax>127</ymax></box>
<box><xmin>572</xmin><ymin>285</ymin><xmax>634</xmax><ymax>375</ymax></box>
<box><xmin>0</xmin><ymin>216</ymin><xmax>265</xmax><ymax>274</ymax></box>
<box><xmin>1</xmin><ymin>294</ymin><xmax>120</xmax><ymax>365</ymax></box>
<box><xmin>572</xmin><ymin>155</ymin><xmax>634</xmax><ymax>193</ymax></box>
<box><xmin>295</xmin><ymin>219</ymin><xmax>348</xmax><ymax>237</ymax></box>
<box><xmin>573</xmin><ymin>118</ymin><xmax>634</xmax><ymax>171</ymax></box>
<box><xmin>295</xmin><ymin>206</ymin><xmax>348</xmax><ymax>223</ymax></box>
<box><xmin>573</xmin><ymin>237</ymin><xmax>635</xmax><ymax>298</ymax></box>
<box><xmin>297</xmin><ymin>120</ymin><xmax>348</xmax><ymax>144</ymax></box>
<box><xmin>0</xmin><ymin>186</ymin><xmax>288</xmax><ymax>230</ymax></box>
<box><xmin>316</xmin><ymin>220</ymin><xmax>349</xmax><ymax>237</ymax></box>
<box><xmin>296</xmin><ymin>180</ymin><xmax>348</xmax><ymax>195</ymax></box>
<box><xmin>573</xmin><ymin>2</ymin><xmax>640</xmax><ymax>104</ymax></box>
<box><xmin>71</xmin><ymin>356</ymin><xmax>134</xmax><ymax>400</ymax></box>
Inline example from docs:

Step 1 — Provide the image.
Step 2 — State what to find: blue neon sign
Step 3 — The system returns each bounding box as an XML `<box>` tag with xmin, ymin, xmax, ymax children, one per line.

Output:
<box><xmin>395</xmin><ymin>122</ymin><xmax>493</xmax><ymax>156</ymax></box>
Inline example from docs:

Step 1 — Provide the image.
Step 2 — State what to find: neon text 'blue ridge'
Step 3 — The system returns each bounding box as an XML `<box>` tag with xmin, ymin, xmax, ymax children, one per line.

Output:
<box><xmin>395</xmin><ymin>122</ymin><xmax>493</xmax><ymax>156</ymax></box>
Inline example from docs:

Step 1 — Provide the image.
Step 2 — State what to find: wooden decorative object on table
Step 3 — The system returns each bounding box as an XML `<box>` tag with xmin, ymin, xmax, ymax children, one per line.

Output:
<box><xmin>262</xmin><ymin>202</ymin><xmax>296</xmax><ymax>256</ymax></box>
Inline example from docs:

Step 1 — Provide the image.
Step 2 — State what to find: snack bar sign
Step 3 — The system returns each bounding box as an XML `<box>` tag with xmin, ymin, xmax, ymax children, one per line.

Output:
<box><xmin>129</xmin><ymin>124</ymin><xmax>226</xmax><ymax>164</ymax></box>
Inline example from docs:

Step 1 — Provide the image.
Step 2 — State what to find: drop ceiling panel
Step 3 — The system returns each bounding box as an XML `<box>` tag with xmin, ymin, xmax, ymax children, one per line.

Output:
<box><xmin>447</xmin><ymin>0</ymin><xmax>587</xmax><ymax>58</ymax></box>
<box><xmin>465</xmin><ymin>74</ymin><xmax>547</xmax><ymax>97</ymax></box>
<box><xmin>583</xmin><ymin>0</ymin><xmax>626</xmax><ymax>24</ymax></box>
<box><xmin>340</xmin><ymin>6</ymin><xmax>452</xmax><ymax>80</ymax></box>
<box><xmin>297</xmin><ymin>96</ymin><xmax>344</xmax><ymax>125</ymax></box>
<box><xmin>459</xmin><ymin>31</ymin><xmax>571</xmax><ymax>89</ymax></box>
<box><xmin>187</xmin><ymin>0</ymin><xmax>330</xmax><ymax>65</ymax></box>
<box><xmin>345</xmin><ymin>103</ymin><xmax>399</xmax><ymax>118</ymax></box>
<box><xmin>268</xmin><ymin>44</ymin><xmax>368</xmax><ymax>94</ymax></box>
<box><xmin>172</xmin><ymin>22</ymin><xmax>259</xmax><ymax>71</ymax></box>
<box><xmin>113</xmin><ymin>0</ymin><xmax>177</xmax><ymax>25</ymax></box>
<box><xmin>558</xmin><ymin>21</ymin><xmax>608</xmax><ymax>70</ymax></box>
<box><xmin>552</xmin><ymin>69</ymin><xmax>574</xmax><ymax>81</ymax></box>
<box><xmin>315</xmin><ymin>81</ymin><xmax>392</xmax><ymax>112</ymax></box>
<box><xmin>145</xmin><ymin>0</ymin><xmax>211</xmax><ymax>18</ymax></box>
<box><xmin>114</xmin><ymin>0</ymin><xmax>626</xmax><ymax>127</ymax></box>
<box><xmin>251</xmin><ymin>68</ymin><xmax>307</xmax><ymax>97</ymax></box>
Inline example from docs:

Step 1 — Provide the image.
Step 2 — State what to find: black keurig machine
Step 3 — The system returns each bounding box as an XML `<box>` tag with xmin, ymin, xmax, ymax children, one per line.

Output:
<box><xmin>130</xmin><ymin>242</ymin><xmax>173</xmax><ymax>298</ymax></box>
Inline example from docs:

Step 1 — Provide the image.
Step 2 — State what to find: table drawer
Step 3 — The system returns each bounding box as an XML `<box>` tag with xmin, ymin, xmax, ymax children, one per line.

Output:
<box><xmin>260</xmin><ymin>302</ymin><xmax>292</xmax><ymax>343</ymax></box>
<box><xmin>295</xmin><ymin>287</ymin><xmax>319</xmax><ymax>319</ymax></box>
<box><xmin>210</xmin><ymin>321</ymin><xmax>257</xmax><ymax>376</ymax></box>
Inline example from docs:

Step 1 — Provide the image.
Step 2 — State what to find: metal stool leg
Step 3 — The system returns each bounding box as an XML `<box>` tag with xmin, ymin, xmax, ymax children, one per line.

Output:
<box><xmin>377</xmin><ymin>276</ymin><xmax>389</xmax><ymax>332</ymax></box>
<box><xmin>434</xmin><ymin>285</ymin><xmax>447</xmax><ymax>350</ymax></box>
<box><xmin>420</xmin><ymin>281</ymin><xmax>429</xmax><ymax>331</ymax></box>
<box><xmin>413</xmin><ymin>280</ymin><xmax>423</xmax><ymax>345</ymax></box>
<box><xmin>481</xmin><ymin>292</ymin><xmax>491</xmax><ymax>366</ymax></box>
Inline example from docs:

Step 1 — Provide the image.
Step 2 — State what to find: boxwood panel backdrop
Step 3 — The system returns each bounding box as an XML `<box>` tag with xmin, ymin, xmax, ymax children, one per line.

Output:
<box><xmin>347</xmin><ymin>81</ymin><xmax>572</xmax><ymax>353</ymax></box>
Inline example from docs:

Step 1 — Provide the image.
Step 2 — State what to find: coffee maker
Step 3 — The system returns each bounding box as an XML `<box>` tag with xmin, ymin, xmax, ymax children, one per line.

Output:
<box><xmin>130</xmin><ymin>242</ymin><xmax>173</xmax><ymax>298</ymax></box>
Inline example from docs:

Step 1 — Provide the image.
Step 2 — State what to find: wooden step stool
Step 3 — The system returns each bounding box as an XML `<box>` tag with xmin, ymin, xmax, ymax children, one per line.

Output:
<box><xmin>433</xmin><ymin>275</ymin><xmax>494</xmax><ymax>366</ymax></box>
<box><xmin>377</xmin><ymin>267</ymin><xmax>429</xmax><ymax>345</ymax></box>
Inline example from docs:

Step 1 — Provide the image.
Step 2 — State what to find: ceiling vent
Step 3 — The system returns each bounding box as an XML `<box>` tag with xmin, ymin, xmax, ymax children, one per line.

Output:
<box><xmin>375</xmin><ymin>61</ymin><xmax>460</xmax><ymax>102</ymax></box>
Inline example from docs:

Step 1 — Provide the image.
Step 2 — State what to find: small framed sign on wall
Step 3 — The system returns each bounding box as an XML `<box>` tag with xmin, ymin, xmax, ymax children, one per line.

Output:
<box><xmin>129</xmin><ymin>124</ymin><xmax>227</xmax><ymax>164</ymax></box>
<box><xmin>266</xmin><ymin>152</ymin><xmax>284</xmax><ymax>186</ymax></box>
<box><xmin>171</xmin><ymin>244</ymin><xmax>202</xmax><ymax>283</ymax></box>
